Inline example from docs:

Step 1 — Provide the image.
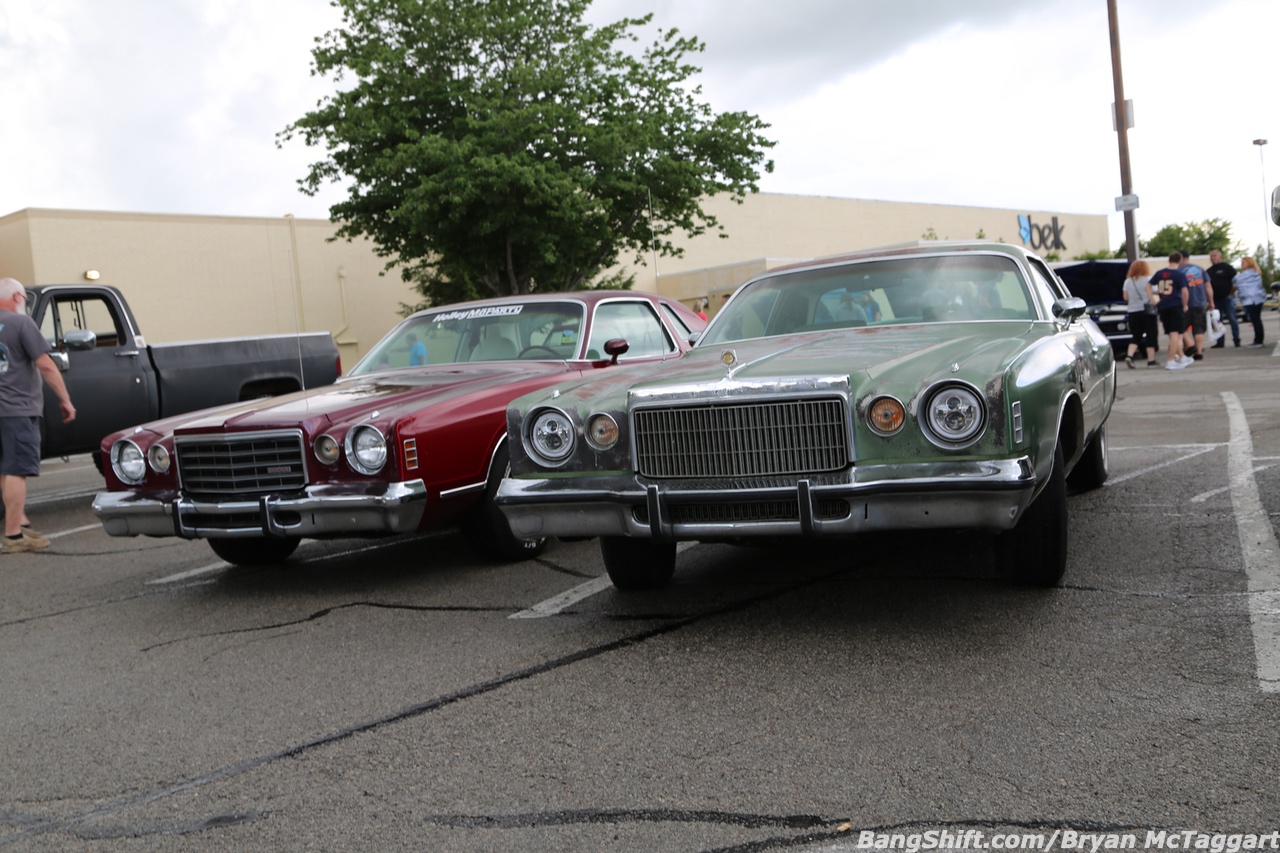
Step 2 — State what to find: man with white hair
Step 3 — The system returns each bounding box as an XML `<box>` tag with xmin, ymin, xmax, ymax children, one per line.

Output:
<box><xmin>0</xmin><ymin>278</ymin><xmax>75</xmax><ymax>552</ymax></box>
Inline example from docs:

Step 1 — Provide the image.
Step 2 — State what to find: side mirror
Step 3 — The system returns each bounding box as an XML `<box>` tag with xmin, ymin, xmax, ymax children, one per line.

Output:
<box><xmin>1052</xmin><ymin>297</ymin><xmax>1088</xmax><ymax>322</ymax></box>
<box><xmin>1272</xmin><ymin>186</ymin><xmax>1280</xmax><ymax>227</ymax></box>
<box><xmin>64</xmin><ymin>329</ymin><xmax>97</xmax><ymax>351</ymax></box>
<box><xmin>687</xmin><ymin>331</ymin><xmax>702</xmax><ymax>346</ymax></box>
<box><xmin>603</xmin><ymin>338</ymin><xmax>629</xmax><ymax>365</ymax></box>
<box><xmin>48</xmin><ymin>352</ymin><xmax>70</xmax><ymax>372</ymax></box>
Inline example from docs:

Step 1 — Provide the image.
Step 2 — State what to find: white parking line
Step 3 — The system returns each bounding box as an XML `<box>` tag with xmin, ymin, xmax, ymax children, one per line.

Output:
<box><xmin>46</xmin><ymin>523</ymin><xmax>101</xmax><ymax>539</ymax></box>
<box><xmin>1191</xmin><ymin>465</ymin><xmax>1273</xmax><ymax>504</ymax></box>
<box><xmin>146</xmin><ymin>561</ymin><xmax>230</xmax><ymax>585</ymax></box>
<box><xmin>510</xmin><ymin>575</ymin><xmax>614</xmax><ymax>619</ymax></box>
<box><xmin>1223</xmin><ymin>391</ymin><xmax>1280</xmax><ymax>693</ymax></box>
<box><xmin>1105</xmin><ymin>444</ymin><xmax>1221</xmax><ymax>487</ymax></box>
<box><xmin>511</xmin><ymin>541</ymin><xmax>701</xmax><ymax>619</ymax></box>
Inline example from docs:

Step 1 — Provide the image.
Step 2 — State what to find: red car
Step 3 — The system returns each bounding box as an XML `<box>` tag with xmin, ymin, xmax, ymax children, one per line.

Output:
<box><xmin>93</xmin><ymin>291</ymin><xmax>704</xmax><ymax>565</ymax></box>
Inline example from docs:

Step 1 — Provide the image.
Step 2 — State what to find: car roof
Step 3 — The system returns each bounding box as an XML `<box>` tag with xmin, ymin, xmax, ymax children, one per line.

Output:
<box><xmin>411</xmin><ymin>290</ymin><xmax>671</xmax><ymax>317</ymax></box>
<box><xmin>766</xmin><ymin>240</ymin><xmax>1037</xmax><ymax>276</ymax></box>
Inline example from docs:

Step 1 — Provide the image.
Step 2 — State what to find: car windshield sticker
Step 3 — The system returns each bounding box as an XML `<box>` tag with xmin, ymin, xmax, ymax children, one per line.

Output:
<box><xmin>432</xmin><ymin>305</ymin><xmax>524</xmax><ymax>322</ymax></box>
<box><xmin>559</xmin><ymin>329</ymin><xmax>577</xmax><ymax>344</ymax></box>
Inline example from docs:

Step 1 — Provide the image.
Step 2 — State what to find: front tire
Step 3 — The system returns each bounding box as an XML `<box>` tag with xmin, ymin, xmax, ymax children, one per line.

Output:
<box><xmin>600</xmin><ymin>536</ymin><xmax>676</xmax><ymax>590</ymax></box>
<box><xmin>1067</xmin><ymin>422</ymin><xmax>1109</xmax><ymax>491</ymax></box>
<box><xmin>465</xmin><ymin>444</ymin><xmax>547</xmax><ymax>562</ymax></box>
<box><xmin>208</xmin><ymin>537</ymin><xmax>300</xmax><ymax>566</ymax></box>
<box><xmin>996</xmin><ymin>446</ymin><xmax>1067</xmax><ymax>587</ymax></box>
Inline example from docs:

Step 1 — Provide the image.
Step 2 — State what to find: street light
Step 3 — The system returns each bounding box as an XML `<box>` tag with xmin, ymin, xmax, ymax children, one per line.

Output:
<box><xmin>1253</xmin><ymin>139</ymin><xmax>1270</xmax><ymax>258</ymax></box>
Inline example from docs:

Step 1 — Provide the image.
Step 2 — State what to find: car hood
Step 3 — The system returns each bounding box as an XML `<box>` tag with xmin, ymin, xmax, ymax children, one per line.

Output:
<box><xmin>151</xmin><ymin>362</ymin><xmax>573</xmax><ymax>436</ymax></box>
<box><xmin>548</xmin><ymin>322</ymin><xmax>1048</xmax><ymax>408</ymax></box>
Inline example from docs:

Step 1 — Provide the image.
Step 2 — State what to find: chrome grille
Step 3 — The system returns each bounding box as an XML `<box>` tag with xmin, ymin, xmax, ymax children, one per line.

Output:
<box><xmin>176</xmin><ymin>432</ymin><xmax>307</xmax><ymax>495</ymax></box>
<box><xmin>633</xmin><ymin>398</ymin><xmax>849</xmax><ymax>478</ymax></box>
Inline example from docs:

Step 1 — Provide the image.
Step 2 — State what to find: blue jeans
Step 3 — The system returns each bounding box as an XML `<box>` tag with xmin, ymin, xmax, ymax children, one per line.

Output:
<box><xmin>1218</xmin><ymin>295</ymin><xmax>1240</xmax><ymax>344</ymax></box>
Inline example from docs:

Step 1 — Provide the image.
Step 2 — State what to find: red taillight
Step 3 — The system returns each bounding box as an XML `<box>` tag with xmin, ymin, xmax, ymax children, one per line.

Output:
<box><xmin>335</xmin><ymin>355</ymin><xmax>343</xmax><ymax>377</ymax></box>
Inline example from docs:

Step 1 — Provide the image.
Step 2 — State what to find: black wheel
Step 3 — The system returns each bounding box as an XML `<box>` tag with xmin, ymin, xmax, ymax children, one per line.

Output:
<box><xmin>208</xmin><ymin>537</ymin><xmax>300</xmax><ymax>566</ymax></box>
<box><xmin>996</xmin><ymin>447</ymin><xmax>1067</xmax><ymax>587</ymax></box>
<box><xmin>600</xmin><ymin>536</ymin><xmax>676</xmax><ymax>590</ymax></box>
<box><xmin>465</xmin><ymin>444</ymin><xmax>547</xmax><ymax>562</ymax></box>
<box><xmin>1067</xmin><ymin>422</ymin><xmax>1109</xmax><ymax>491</ymax></box>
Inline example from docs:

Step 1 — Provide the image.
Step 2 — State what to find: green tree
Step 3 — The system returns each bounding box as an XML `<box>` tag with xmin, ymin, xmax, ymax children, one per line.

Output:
<box><xmin>1138</xmin><ymin>218</ymin><xmax>1239</xmax><ymax>257</ymax></box>
<box><xmin>279</xmin><ymin>0</ymin><xmax>775</xmax><ymax>304</ymax></box>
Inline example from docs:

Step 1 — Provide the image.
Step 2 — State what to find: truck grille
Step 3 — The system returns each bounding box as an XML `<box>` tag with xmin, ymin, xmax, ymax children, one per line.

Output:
<box><xmin>633</xmin><ymin>398</ymin><xmax>849</xmax><ymax>478</ymax></box>
<box><xmin>176</xmin><ymin>431</ymin><xmax>308</xmax><ymax>496</ymax></box>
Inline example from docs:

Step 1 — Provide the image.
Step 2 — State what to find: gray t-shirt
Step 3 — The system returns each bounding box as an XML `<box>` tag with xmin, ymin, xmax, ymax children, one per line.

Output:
<box><xmin>0</xmin><ymin>309</ymin><xmax>51</xmax><ymax>417</ymax></box>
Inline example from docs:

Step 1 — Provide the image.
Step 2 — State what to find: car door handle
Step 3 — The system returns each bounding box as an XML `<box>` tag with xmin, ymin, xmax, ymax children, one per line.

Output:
<box><xmin>115</xmin><ymin>350</ymin><xmax>140</xmax><ymax>357</ymax></box>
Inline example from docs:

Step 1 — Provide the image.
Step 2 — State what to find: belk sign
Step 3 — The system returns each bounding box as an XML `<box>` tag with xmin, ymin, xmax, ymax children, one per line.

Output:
<box><xmin>1017</xmin><ymin>215</ymin><xmax>1067</xmax><ymax>252</ymax></box>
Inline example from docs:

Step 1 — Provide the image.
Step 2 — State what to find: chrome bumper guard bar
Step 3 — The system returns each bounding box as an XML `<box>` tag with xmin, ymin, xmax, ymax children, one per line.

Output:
<box><xmin>93</xmin><ymin>480</ymin><xmax>429</xmax><ymax>540</ymax></box>
<box><xmin>497</xmin><ymin>458</ymin><xmax>1037</xmax><ymax>541</ymax></box>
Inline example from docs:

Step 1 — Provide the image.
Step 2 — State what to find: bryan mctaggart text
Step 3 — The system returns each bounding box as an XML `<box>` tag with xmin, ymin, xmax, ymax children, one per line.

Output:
<box><xmin>854</xmin><ymin>830</ymin><xmax>1280</xmax><ymax>853</ymax></box>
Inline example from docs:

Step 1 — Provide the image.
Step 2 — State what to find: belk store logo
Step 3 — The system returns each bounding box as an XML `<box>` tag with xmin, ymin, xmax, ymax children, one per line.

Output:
<box><xmin>1017</xmin><ymin>214</ymin><xmax>1067</xmax><ymax>252</ymax></box>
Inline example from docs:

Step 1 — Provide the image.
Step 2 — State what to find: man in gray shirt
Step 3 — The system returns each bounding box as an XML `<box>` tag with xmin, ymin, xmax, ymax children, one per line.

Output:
<box><xmin>0</xmin><ymin>278</ymin><xmax>75</xmax><ymax>553</ymax></box>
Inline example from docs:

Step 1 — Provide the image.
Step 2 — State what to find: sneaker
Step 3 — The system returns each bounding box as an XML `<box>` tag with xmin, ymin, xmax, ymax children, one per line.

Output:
<box><xmin>2</xmin><ymin>535</ymin><xmax>49</xmax><ymax>553</ymax></box>
<box><xmin>1147</xmin><ymin>360</ymin><xmax>1160</xmax><ymax>367</ymax></box>
<box><xmin>1166</xmin><ymin>360</ymin><xmax>1186</xmax><ymax>370</ymax></box>
<box><xmin>21</xmin><ymin>528</ymin><xmax>49</xmax><ymax>546</ymax></box>
<box><xmin>1125</xmin><ymin>356</ymin><xmax>1135</xmax><ymax>369</ymax></box>
<box><xmin>1234</xmin><ymin>340</ymin><xmax>1241</xmax><ymax>347</ymax></box>
<box><xmin>1191</xmin><ymin>353</ymin><xmax>1203</xmax><ymax>361</ymax></box>
<box><xmin>1249</xmin><ymin>342</ymin><xmax>1265</xmax><ymax>348</ymax></box>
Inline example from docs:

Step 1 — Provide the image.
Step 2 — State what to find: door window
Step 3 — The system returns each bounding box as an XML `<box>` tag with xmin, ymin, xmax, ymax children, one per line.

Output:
<box><xmin>586</xmin><ymin>302</ymin><xmax>675</xmax><ymax>359</ymax></box>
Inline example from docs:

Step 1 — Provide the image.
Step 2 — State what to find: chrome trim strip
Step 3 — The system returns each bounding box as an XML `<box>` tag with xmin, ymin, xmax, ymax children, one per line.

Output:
<box><xmin>440</xmin><ymin>482</ymin><xmax>485</xmax><ymax>498</ymax></box>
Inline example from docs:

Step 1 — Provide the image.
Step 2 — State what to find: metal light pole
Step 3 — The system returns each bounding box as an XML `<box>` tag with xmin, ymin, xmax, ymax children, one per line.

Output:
<box><xmin>1108</xmin><ymin>0</ymin><xmax>1138</xmax><ymax>262</ymax></box>
<box><xmin>1253</xmin><ymin>139</ymin><xmax>1271</xmax><ymax>260</ymax></box>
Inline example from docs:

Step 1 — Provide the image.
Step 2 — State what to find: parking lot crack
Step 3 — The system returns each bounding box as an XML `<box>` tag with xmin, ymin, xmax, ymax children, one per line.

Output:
<box><xmin>139</xmin><ymin>601</ymin><xmax>514</xmax><ymax>652</ymax></box>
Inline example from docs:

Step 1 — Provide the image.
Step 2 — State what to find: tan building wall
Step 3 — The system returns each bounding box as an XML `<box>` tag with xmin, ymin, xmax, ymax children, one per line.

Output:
<box><xmin>628</xmin><ymin>193</ymin><xmax>1111</xmax><ymax>311</ymax></box>
<box><xmin>0</xmin><ymin>208</ymin><xmax>403</xmax><ymax>368</ymax></box>
<box><xmin>0</xmin><ymin>194</ymin><xmax>1111</xmax><ymax>363</ymax></box>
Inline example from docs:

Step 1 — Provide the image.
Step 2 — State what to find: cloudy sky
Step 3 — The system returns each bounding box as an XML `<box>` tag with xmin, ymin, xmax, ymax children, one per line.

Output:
<box><xmin>3</xmin><ymin>0</ymin><xmax>1277</xmax><ymax>254</ymax></box>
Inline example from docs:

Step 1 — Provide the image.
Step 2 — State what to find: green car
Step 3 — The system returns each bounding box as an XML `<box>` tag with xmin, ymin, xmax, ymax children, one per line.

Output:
<box><xmin>497</xmin><ymin>242</ymin><xmax>1115</xmax><ymax>589</ymax></box>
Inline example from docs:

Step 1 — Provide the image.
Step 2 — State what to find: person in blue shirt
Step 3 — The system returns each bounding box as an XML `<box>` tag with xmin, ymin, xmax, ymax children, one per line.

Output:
<box><xmin>1177</xmin><ymin>250</ymin><xmax>1214</xmax><ymax>360</ymax></box>
<box><xmin>407</xmin><ymin>333</ymin><xmax>427</xmax><ymax>366</ymax></box>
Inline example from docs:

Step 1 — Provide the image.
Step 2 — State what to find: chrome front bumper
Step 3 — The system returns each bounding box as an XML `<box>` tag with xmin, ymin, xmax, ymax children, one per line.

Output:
<box><xmin>496</xmin><ymin>458</ymin><xmax>1037</xmax><ymax>540</ymax></box>
<box><xmin>93</xmin><ymin>480</ymin><xmax>428</xmax><ymax>539</ymax></box>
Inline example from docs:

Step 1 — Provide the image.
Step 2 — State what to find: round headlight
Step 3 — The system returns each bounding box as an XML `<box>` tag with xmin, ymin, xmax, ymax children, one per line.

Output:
<box><xmin>924</xmin><ymin>385</ymin><xmax>985</xmax><ymax>445</ymax></box>
<box><xmin>110</xmin><ymin>440</ymin><xmax>146</xmax><ymax>484</ymax></box>
<box><xmin>867</xmin><ymin>397</ymin><xmax>906</xmax><ymax>435</ymax></box>
<box><xmin>585</xmin><ymin>413</ymin><xmax>619</xmax><ymax>450</ymax></box>
<box><xmin>147</xmin><ymin>443</ymin><xmax>171</xmax><ymax>474</ymax></box>
<box><xmin>529</xmin><ymin>409</ymin><xmax>576</xmax><ymax>463</ymax></box>
<box><xmin>345</xmin><ymin>425</ymin><xmax>387</xmax><ymax>474</ymax></box>
<box><xmin>314</xmin><ymin>434</ymin><xmax>341</xmax><ymax>465</ymax></box>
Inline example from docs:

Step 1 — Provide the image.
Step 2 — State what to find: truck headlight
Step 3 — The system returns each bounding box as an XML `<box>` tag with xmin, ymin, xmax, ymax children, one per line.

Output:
<box><xmin>528</xmin><ymin>408</ymin><xmax>576</xmax><ymax>464</ymax></box>
<box><xmin>344</xmin><ymin>425</ymin><xmax>387</xmax><ymax>474</ymax></box>
<box><xmin>922</xmin><ymin>384</ymin><xmax>985</xmax><ymax>446</ymax></box>
<box><xmin>110</xmin><ymin>440</ymin><xmax>146</xmax><ymax>484</ymax></box>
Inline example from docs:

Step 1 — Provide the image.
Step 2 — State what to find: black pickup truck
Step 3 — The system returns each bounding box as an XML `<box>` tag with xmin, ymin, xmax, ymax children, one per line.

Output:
<box><xmin>28</xmin><ymin>285</ymin><xmax>341</xmax><ymax>459</ymax></box>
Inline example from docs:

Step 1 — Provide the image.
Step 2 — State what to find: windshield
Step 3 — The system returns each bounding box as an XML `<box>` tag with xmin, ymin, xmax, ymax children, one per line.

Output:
<box><xmin>349</xmin><ymin>301</ymin><xmax>585</xmax><ymax>375</ymax></box>
<box><xmin>700</xmin><ymin>255</ymin><xmax>1036</xmax><ymax>346</ymax></box>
